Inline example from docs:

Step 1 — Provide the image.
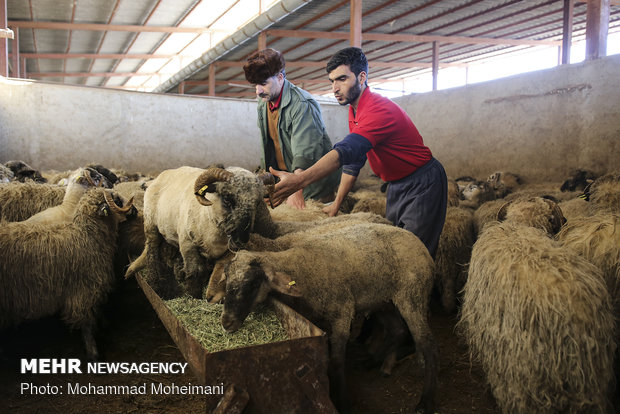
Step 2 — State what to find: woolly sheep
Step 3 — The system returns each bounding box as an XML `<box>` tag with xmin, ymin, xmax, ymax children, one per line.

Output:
<box><xmin>4</xmin><ymin>160</ymin><xmax>46</xmax><ymax>183</ymax></box>
<box><xmin>583</xmin><ymin>172</ymin><xmax>620</xmax><ymax>214</ymax></box>
<box><xmin>220</xmin><ymin>222</ymin><xmax>438</xmax><ymax>414</ymax></box>
<box><xmin>0</xmin><ymin>182</ymin><xmax>66</xmax><ymax>222</ymax></box>
<box><xmin>486</xmin><ymin>171</ymin><xmax>521</xmax><ymax>198</ymax></box>
<box><xmin>472</xmin><ymin>199</ymin><xmax>505</xmax><ymax>235</ymax></box>
<box><xmin>556</xmin><ymin>213</ymin><xmax>620</xmax><ymax>318</ymax></box>
<box><xmin>124</xmin><ymin>166</ymin><xmax>278</xmax><ymax>297</ymax></box>
<box><xmin>204</xmin><ymin>212</ymin><xmax>392</xmax><ymax>304</ymax></box>
<box><xmin>496</xmin><ymin>196</ymin><xmax>566</xmax><ymax>235</ymax></box>
<box><xmin>434</xmin><ymin>206</ymin><xmax>475</xmax><ymax>313</ymax></box>
<box><xmin>350</xmin><ymin>189</ymin><xmax>387</xmax><ymax>217</ymax></box>
<box><xmin>24</xmin><ymin>167</ymin><xmax>106</xmax><ymax>224</ymax></box>
<box><xmin>459</xmin><ymin>221</ymin><xmax>615</xmax><ymax>413</ymax></box>
<box><xmin>558</xmin><ymin>197</ymin><xmax>590</xmax><ymax>222</ymax></box>
<box><xmin>0</xmin><ymin>189</ymin><xmax>135</xmax><ymax>360</ymax></box>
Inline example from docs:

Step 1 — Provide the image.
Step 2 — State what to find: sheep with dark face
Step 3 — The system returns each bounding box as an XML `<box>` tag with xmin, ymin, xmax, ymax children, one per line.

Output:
<box><xmin>0</xmin><ymin>189</ymin><xmax>135</xmax><ymax>360</ymax></box>
<box><xmin>220</xmin><ymin>222</ymin><xmax>438</xmax><ymax>414</ymax></box>
<box><xmin>124</xmin><ymin>166</ymin><xmax>278</xmax><ymax>297</ymax></box>
<box><xmin>4</xmin><ymin>160</ymin><xmax>47</xmax><ymax>183</ymax></box>
<box><xmin>583</xmin><ymin>172</ymin><xmax>620</xmax><ymax>214</ymax></box>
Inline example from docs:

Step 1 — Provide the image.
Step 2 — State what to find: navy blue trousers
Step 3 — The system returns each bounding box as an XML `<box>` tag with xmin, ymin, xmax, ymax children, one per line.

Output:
<box><xmin>385</xmin><ymin>158</ymin><xmax>448</xmax><ymax>259</ymax></box>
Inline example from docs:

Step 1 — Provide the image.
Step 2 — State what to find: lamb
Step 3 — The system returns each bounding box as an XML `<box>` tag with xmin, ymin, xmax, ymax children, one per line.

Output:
<box><xmin>486</xmin><ymin>171</ymin><xmax>521</xmax><ymax>198</ymax></box>
<box><xmin>124</xmin><ymin>166</ymin><xmax>278</xmax><ymax>298</ymax></box>
<box><xmin>434</xmin><ymin>206</ymin><xmax>476</xmax><ymax>313</ymax></box>
<box><xmin>24</xmin><ymin>167</ymin><xmax>106</xmax><ymax>224</ymax></box>
<box><xmin>0</xmin><ymin>189</ymin><xmax>135</xmax><ymax>360</ymax></box>
<box><xmin>458</xmin><ymin>199</ymin><xmax>615</xmax><ymax>413</ymax></box>
<box><xmin>459</xmin><ymin>180</ymin><xmax>496</xmax><ymax>209</ymax></box>
<box><xmin>220</xmin><ymin>221</ymin><xmax>438</xmax><ymax>414</ymax></box>
<box><xmin>0</xmin><ymin>182</ymin><xmax>66</xmax><ymax>222</ymax></box>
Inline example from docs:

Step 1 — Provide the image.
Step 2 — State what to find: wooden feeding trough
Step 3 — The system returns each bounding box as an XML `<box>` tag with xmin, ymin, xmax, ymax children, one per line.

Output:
<box><xmin>136</xmin><ymin>274</ymin><xmax>337</xmax><ymax>413</ymax></box>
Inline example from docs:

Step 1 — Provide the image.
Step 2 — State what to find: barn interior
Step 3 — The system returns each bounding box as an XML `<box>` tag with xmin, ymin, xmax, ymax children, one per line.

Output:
<box><xmin>1</xmin><ymin>1</ymin><xmax>619</xmax><ymax>413</ymax></box>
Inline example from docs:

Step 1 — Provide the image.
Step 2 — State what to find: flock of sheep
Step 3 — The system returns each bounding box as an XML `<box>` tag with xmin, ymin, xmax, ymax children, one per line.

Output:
<box><xmin>0</xmin><ymin>159</ymin><xmax>619</xmax><ymax>414</ymax></box>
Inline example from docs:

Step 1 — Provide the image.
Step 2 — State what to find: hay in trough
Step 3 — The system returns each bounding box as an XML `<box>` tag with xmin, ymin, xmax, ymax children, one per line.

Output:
<box><xmin>165</xmin><ymin>296</ymin><xmax>288</xmax><ymax>352</ymax></box>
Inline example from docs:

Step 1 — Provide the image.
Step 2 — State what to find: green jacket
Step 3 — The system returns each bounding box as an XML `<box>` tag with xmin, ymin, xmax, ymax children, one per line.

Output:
<box><xmin>257</xmin><ymin>79</ymin><xmax>340</xmax><ymax>200</ymax></box>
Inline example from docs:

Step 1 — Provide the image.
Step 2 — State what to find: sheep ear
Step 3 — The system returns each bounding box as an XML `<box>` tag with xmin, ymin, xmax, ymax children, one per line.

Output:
<box><xmin>496</xmin><ymin>202</ymin><xmax>511</xmax><ymax>221</ymax></box>
<box><xmin>264</xmin><ymin>269</ymin><xmax>303</xmax><ymax>297</ymax></box>
<box><xmin>195</xmin><ymin>192</ymin><xmax>213</xmax><ymax>206</ymax></box>
<box><xmin>98</xmin><ymin>203</ymin><xmax>110</xmax><ymax>217</ymax></box>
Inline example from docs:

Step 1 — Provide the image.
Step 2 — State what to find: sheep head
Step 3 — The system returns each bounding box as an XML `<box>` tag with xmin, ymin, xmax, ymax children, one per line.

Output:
<box><xmin>194</xmin><ymin>167</ymin><xmax>275</xmax><ymax>249</ymax></box>
<box><xmin>102</xmin><ymin>191</ymin><xmax>135</xmax><ymax>218</ymax></box>
<box><xmin>221</xmin><ymin>253</ymin><xmax>301</xmax><ymax>333</ymax></box>
<box><xmin>497</xmin><ymin>197</ymin><xmax>566</xmax><ymax>235</ymax></box>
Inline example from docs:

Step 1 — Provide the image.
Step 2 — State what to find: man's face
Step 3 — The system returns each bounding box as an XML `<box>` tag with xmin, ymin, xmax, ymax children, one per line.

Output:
<box><xmin>255</xmin><ymin>73</ymin><xmax>284</xmax><ymax>103</ymax></box>
<box><xmin>328</xmin><ymin>64</ymin><xmax>364</xmax><ymax>106</ymax></box>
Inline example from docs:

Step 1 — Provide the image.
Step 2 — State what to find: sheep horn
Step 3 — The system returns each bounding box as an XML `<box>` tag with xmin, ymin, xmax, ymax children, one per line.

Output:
<box><xmin>257</xmin><ymin>171</ymin><xmax>276</xmax><ymax>208</ymax></box>
<box><xmin>194</xmin><ymin>167</ymin><xmax>235</xmax><ymax>196</ymax></box>
<box><xmin>103</xmin><ymin>191</ymin><xmax>134</xmax><ymax>214</ymax></box>
<box><xmin>543</xmin><ymin>198</ymin><xmax>566</xmax><ymax>233</ymax></box>
<box><xmin>496</xmin><ymin>201</ymin><xmax>511</xmax><ymax>222</ymax></box>
<box><xmin>84</xmin><ymin>168</ymin><xmax>102</xmax><ymax>187</ymax></box>
<box><xmin>194</xmin><ymin>168</ymin><xmax>234</xmax><ymax>206</ymax></box>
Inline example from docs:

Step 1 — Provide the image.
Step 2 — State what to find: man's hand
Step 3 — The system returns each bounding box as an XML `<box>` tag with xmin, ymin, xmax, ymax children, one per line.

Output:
<box><xmin>322</xmin><ymin>202</ymin><xmax>339</xmax><ymax>217</ymax></box>
<box><xmin>270</xmin><ymin>167</ymin><xmax>304</xmax><ymax>207</ymax></box>
<box><xmin>286</xmin><ymin>189</ymin><xmax>306</xmax><ymax>210</ymax></box>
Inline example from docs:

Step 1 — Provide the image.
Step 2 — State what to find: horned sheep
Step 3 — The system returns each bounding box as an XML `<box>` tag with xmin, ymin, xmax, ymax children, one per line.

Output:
<box><xmin>0</xmin><ymin>189</ymin><xmax>135</xmax><ymax>360</ymax></box>
<box><xmin>219</xmin><ymin>221</ymin><xmax>438</xmax><ymax>414</ymax></box>
<box><xmin>124</xmin><ymin>166</ymin><xmax>278</xmax><ymax>298</ymax></box>
<box><xmin>458</xmin><ymin>198</ymin><xmax>616</xmax><ymax>413</ymax></box>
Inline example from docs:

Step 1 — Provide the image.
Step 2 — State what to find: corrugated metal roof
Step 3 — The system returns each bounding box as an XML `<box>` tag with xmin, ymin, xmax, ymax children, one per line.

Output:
<box><xmin>5</xmin><ymin>0</ymin><xmax>620</xmax><ymax>96</ymax></box>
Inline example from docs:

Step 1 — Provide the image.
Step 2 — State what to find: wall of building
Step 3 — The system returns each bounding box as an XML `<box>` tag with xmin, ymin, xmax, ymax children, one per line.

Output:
<box><xmin>0</xmin><ymin>78</ymin><xmax>348</xmax><ymax>173</ymax></box>
<box><xmin>1</xmin><ymin>53</ymin><xmax>618</xmax><ymax>181</ymax></box>
<box><xmin>394</xmin><ymin>53</ymin><xmax>620</xmax><ymax>182</ymax></box>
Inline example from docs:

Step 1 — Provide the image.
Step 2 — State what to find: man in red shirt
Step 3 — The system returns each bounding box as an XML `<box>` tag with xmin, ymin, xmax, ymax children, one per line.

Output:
<box><xmin>271</xmin><ymin>47</ymin><xmax>447</xmax><ymax>258</ymax></box>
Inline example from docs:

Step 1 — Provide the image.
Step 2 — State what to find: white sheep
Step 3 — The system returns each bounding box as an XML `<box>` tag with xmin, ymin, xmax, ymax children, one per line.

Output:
<box><xmin>24</xmin><ymin>167</ymin><xmax>106</xmax><ymax>224</ymax></box>
<box><xmin>219</xmin><ymin>221</ymin><xmax>438</xmax><ymax>414</ymax></box>
<box><xmin>124</xmin><ymin>166</ymin><xmax>278</xmax><ymax>298</ymax></box>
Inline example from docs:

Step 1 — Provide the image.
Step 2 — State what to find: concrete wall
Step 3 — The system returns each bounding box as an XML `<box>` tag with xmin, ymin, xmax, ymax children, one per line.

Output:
<box><xmin>395</xmin><ymin>53</ymin><xmax>620</xmax><ymax>182</ymax></box>
<box><xmin>0</xmin><ymin>78</ymin><xmax>348</xmax><ymax>173</ymax></box>
<box><xmin>1</xmin><ymin>53</ymin><xmax>618</xmax><ymax>181</ymax></box>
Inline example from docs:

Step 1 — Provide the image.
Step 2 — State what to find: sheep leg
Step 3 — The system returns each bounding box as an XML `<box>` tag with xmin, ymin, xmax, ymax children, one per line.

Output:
<box><xmin>394</xmin><ymin>298</ymin><xmax>438</xmax><ymax>414</ymax></box>
<box><xmin>179</xmin><ymin>242</ymin><xmax>209</xmax><ymax>298</ymax></box>
<box><xmin>80</xmin><ymin>320</ymin><xmax>99</xmax><ymax>362</ymax></box>
<box><xmin>327</xmin><ymin>316</ymin><xmax>353</xmax><ymax>414</ymax></box>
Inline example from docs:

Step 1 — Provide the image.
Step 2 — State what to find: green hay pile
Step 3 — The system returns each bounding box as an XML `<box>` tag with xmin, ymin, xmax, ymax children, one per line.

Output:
<box><xmin>165</xmin><ymin>296</ymin><xmax>289</xmax><ymax>352</ymax></box>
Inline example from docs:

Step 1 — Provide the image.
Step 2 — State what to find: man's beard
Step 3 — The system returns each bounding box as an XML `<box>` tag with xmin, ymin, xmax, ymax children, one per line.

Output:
<box><xmin>338</xmin><ymin>81</ymin><xmax>362</xmax><ymax>106</ymax></box>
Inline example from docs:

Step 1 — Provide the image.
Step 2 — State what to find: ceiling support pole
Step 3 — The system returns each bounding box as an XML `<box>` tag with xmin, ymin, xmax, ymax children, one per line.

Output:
<box><xmin>585</xmin><ymin>0</ymin><xmax>610</xmax><ymax>60</ymax></box>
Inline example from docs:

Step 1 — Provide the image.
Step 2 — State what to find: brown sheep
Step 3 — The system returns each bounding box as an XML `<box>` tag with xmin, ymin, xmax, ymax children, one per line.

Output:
<box><xmin>459</xmin><ymin>221</ymin><xmax>615</xmax><ymax>413</ymax></box>
<box><xmin>220</xmin><ymin>222</ymin><xmax>438</xmax><ymax>414</ymax></box>
<box><xmin>0</xmin><ymin>189</ymin><xmax>135</xmax><ymax>360</ymax></box>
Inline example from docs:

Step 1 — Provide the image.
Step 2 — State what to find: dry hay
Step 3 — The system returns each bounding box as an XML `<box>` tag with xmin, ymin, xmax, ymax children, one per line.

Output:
<box><xmin>165</xmin><ymin>297</ymin><xmax>288</xmax><ymax>352</ymax></box>
<box><xmin>459</xmin><ymin>222</ymin><xmax>615</xmax><ymax>413</ymax></box>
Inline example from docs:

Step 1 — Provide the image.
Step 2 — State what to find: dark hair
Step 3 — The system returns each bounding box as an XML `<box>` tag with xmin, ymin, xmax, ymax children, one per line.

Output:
<box><xmin>326</xmin><ymin>47</ymin><xmax>369</xmax><ymax>78</ymax></box>
<box><xmin>243</xmin><ymin>48</ymin><xmax>286</xmax><ymax>84</ymax></box>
